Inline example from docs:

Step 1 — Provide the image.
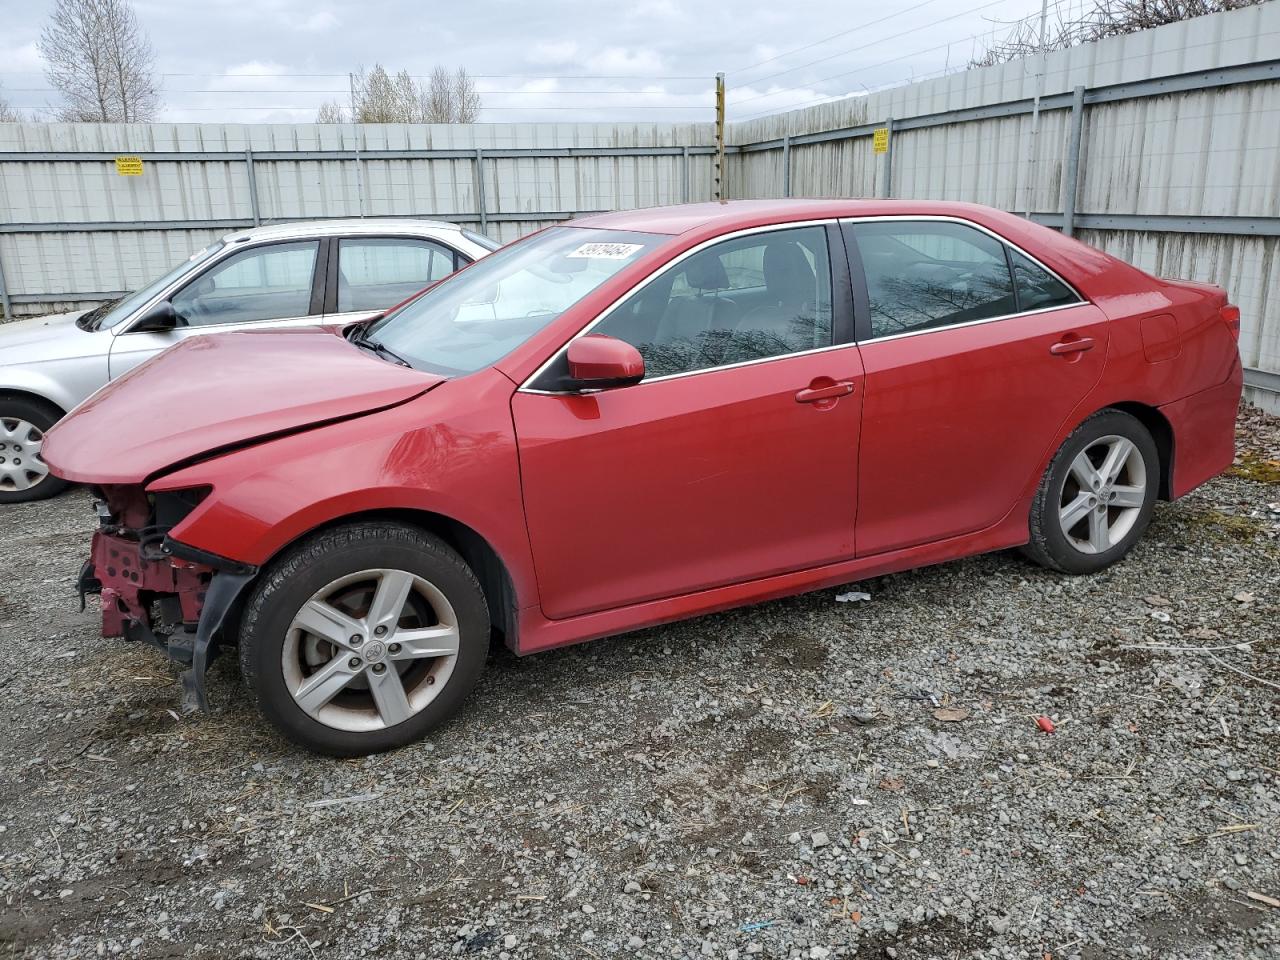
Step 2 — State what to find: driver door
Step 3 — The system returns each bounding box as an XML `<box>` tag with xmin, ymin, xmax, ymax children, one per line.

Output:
<box><xmin>108</xmin><ymin>239</ymin><xmax>324</xmax><ymax>379</ymax></box>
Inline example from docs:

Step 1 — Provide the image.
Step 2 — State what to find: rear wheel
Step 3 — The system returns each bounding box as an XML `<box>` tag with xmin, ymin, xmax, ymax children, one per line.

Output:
<box><xmin>0</xmin><ymin>397</ymin><xmax>68</xmax><ymax>504</ymax></box>
<box><xmin>239</xmin><ymin>522</ymin><xmax>489</xmax><ymax>756</ymax></box>
<box><xmin>1024</xmin><ymin>410</ymin><xmax>1159</xmax><ymax>575</ymax></box>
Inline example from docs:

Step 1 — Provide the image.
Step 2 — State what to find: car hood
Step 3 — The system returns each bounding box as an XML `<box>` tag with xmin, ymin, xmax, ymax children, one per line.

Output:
<box><xmin>43</xmin><ymin>327</ymin><xmax>446</xmax><ymax>484</ymax></box>
<box><xmin>0</xmin><ymin>309</ymin><xmax>97</xmax><ymax>365</ymax></box>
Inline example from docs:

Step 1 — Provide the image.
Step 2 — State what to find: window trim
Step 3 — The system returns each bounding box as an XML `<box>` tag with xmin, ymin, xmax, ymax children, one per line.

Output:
<box><xmin>137</xmin><ymin>237</ymin><xmax>326</xmax><ymax>332</ymax></box>
<box><xmin>841</xmin><ymin>215</ymin><xmax>1087</xmax><ymax>345</ymax></box>
<box><xmin>520</xmin><ymin>218</ymin><xmax>850</xmax><ymax>395</ymax></box>
<box><xmin>325</xmin><ymin>234</ymin><xmax>461</xmax><ymax>315</ymax></box>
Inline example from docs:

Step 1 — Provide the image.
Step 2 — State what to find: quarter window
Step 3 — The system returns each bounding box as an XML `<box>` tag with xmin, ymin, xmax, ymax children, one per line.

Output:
<box><xmin>171</xmin><ymin>240</ymin><xmax>319</xmax><ymax>327</ymax></box>
<box><xmin>1009</xmin><ymin>247</ymin><xmax>1079</xmax><ymax>311</ymax></box>
<box><xmin>593</xmin><ymin>225</ymin><xmax>833</xmax><ymax>380</ymax></box>
<box><xmin>337</xmin><ymin>238</ymin><xmax>456</xmax><ymax>313</ymax></box>
<box><xmin>851</xmin><ymin>221</ymin><xmax>1016</xmax><ymax>339</ymax></box>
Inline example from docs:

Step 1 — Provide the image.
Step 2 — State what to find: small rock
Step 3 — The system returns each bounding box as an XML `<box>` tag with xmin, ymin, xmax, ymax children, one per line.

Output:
<box><xmin>811</xmin><ymin>831</ymin><xmax>830</xmax><ymax>848</ymax></box>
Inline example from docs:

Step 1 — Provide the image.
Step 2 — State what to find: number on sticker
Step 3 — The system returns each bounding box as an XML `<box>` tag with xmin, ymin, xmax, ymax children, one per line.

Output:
<box><xmin>566</xmin><ymin>242</ymin><xmax>644</xmax><ymax>260</ymax></box>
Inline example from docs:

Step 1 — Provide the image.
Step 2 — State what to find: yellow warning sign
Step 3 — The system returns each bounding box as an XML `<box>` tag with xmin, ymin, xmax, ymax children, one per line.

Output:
<box><xmin>872</xmin><ymin>128</ymin><xmax>890</xmax><ymax>154</ymax></box>
<box><xmin>114</xmin><ymin>155</ymin><xmax>144</xmax><ymax>176</ymax></box>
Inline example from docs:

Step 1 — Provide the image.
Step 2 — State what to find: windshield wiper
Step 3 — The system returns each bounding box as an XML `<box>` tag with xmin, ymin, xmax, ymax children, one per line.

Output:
<box><xmin>76</xmin><ymin>297</ymin><xmax>124</xmax><ymax>331</ymax></box>
<box><xmin>355</xmin><ymin>333</ymin><xmax>412</xmax><ymax>368</ymax></box>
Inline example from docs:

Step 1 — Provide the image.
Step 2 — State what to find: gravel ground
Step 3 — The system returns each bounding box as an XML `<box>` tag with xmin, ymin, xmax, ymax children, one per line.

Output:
<box><xmin>1</xmin><ymin>409</ymin><xmax>1278</xmax><ymax>960</ymax></box>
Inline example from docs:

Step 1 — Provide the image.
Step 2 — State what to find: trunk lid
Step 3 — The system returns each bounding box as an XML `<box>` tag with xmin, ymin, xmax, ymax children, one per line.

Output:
<box><xmin>43</xmin><ymin>327</ymin><xmax>445</xmax><ymax>484</ymax></box>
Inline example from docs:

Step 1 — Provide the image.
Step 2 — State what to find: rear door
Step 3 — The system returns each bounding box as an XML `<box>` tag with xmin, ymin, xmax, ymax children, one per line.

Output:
<box><xmin>511</xmin><ymin>223</ymin><xmax>864</xmax><ymax>620</ymax></box>
<box><xmin>108</xmin><ymin>239</ymin><xmax>324</xmax><ymax>379</ymax></box>
<box><xmin>323</xmin><ymin>236</ymin><xmax>463</xmax><ymax>327</ymax></box>
<box><xmin>846</xmin><ymin>218</ymin><xmax>1110</xmax><ymax>556</ymax></box>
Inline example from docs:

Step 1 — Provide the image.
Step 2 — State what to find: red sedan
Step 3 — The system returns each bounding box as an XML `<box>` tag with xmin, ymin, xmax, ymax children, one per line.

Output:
<box><xmin>44</xmin><ymin>200</ymin><xmax>1243</xmax><ymax>755</ymax></box>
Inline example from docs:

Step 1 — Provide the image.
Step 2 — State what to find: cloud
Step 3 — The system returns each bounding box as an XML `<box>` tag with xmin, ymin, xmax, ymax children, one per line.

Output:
<box><xmin>528</xmin><ymin>41</ymin><xmax>579</xmax><ymax>65</ymax></box>
<box><xmin>584</xmin><ymin>47</ymin><xmax>666</xmax><ymax>75</ymax></box>
<box><xmin>299</xmin><ymin>10</ymin><xmax>340</xmax><ymax>32</ymax></box>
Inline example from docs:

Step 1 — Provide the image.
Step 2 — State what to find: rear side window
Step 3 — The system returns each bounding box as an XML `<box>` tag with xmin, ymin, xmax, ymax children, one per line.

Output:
<box><xmin>1009</xmin><ymin>248</ymin><xmax>1079</xmax><ymax>311</ymax></box>
<box><xmin>850</xmin><ymin>221</ymin><xmax>1016</xmax><ymax>339</ymax></box>
<box><xmin>336</xmin><ymin>238</ymin><xmax>455</xmax><ymax>313</ymax></box>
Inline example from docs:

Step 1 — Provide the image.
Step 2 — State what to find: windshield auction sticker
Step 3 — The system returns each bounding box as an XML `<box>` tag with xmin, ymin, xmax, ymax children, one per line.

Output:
<box><xmin>566</xmin><ymin>242</ymin><xmax>645</xmax><ymax>260</ymax></box>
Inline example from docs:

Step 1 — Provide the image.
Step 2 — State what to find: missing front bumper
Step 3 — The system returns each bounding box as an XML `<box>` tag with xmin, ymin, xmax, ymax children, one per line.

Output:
<box><xmin>81</xmin><ymin>527</ymin><xmax>257</xmax><ymax>712</ymax></box>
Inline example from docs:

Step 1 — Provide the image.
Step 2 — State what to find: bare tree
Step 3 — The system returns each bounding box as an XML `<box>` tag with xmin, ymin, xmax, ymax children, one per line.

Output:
<box><xmin>972</xmin><ymin>0</ymin><xmax>1267</xmax><ymax>67</ymax></box>
<box><xmin>0</xmin><ymin>85</ymin><xmax>22</xmax><ymax>122</ymax></box>
<box><xmin>317</xmin><ymin>64</ymin><xmax>481</xmax><ymax>123</ymax></box>
<box><xmin>452</xmin><ymin>68</ymin><xmax>481</xmax><ymax>124</ymax></box>
<box><xmin>316</xmin><ymin>99</ymin><xmax>347</xmax><ymax>124</ymax></box>
<box><xmin>39</xmin><ymin>0</ymin><xmax>160</xmax><ymax>122</ymax></box>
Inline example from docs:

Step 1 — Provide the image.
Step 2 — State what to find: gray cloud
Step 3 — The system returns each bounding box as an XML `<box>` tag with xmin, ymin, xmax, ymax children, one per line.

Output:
<box><xmin>0</xmin><ymin>0</ymin><xmax>1043</xmax><ymax>123</ymax></box>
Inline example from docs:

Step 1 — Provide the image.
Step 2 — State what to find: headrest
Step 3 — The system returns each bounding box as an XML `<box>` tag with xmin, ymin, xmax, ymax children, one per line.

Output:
<box><xmin>683</xmin><ymin>254</ymin><xmax>729</xmax><ymax>291</ymax></box>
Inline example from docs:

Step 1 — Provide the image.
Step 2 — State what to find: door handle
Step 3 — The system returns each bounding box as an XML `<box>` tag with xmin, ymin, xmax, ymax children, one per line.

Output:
<box><xmin>795</xmin><ymin>380</ymin><xmax>856</xmax><ymax>403</ymax></box>
<box><xmin>1050</xmin><ymin>336</ymin><xmax>1095</xmax><ymax>356</ymax></box>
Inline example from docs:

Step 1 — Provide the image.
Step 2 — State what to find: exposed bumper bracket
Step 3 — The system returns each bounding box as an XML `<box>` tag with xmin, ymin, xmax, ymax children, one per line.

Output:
<box><xmin>180</xmin><ymin>570</ymin><xmax>256</xmax><ymax>713</ymax></box>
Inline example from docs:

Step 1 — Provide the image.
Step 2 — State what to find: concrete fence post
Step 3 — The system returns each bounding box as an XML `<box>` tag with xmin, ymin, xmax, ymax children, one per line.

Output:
<box><xmin>245</xmin><ymin>146</ymin><xmax>261</xmax><ymax>226</ymax></box>
<box><xmin>1062</xmin><ymin>85</ymin><xmax>1087</xmax><ymax>237</ymax></box>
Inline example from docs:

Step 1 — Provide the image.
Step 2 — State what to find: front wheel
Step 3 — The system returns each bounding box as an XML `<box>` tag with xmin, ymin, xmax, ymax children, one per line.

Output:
<box><xmin>238</xmin><ymin>522</ymin><xmax>489</xmax><ymax>756</ymax></box>
<box><xmin>1023</xmin><ymin>409</ymin><xmax>1160</xmax><ymax>575</ymax></box>
<box><xmin>0</xmin><ymin>398</ymin><xmax>69</xmax><ymax>504</ymax></box>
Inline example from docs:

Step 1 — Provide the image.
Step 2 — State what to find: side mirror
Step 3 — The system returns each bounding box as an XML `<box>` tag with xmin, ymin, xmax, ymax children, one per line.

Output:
<box><xmin>131</xmin><ymin>300</ymin><xmax>180</xmax><ymax>333</ymax></box>
<box><xmin>566</xmin><ymin>335</ymin><xmax>645</xmax><ymax>390</ymax></box>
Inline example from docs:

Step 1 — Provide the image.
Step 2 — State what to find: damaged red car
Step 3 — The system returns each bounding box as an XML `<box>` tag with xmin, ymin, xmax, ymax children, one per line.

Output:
<box><xmin>44</xmin><ymin>200</ymin><xmax>1243</xmax><ymax>756</ymax></box>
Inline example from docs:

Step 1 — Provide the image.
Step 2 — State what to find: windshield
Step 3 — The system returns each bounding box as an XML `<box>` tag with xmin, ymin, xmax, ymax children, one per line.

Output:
<box><xmin>365</xmin><ymin>227</ymin><xmax>666</xmax><ymax>375</ymax></box>
<box><xmin>82</xmin><ymin>241</ymin><xmax>226</xmax><ymax>331</ymax></box>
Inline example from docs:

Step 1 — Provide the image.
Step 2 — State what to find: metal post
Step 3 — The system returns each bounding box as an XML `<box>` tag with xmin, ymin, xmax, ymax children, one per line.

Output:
<box><xmin>714</xmin><ymin>72</ymin><xmax>726</xmax><ymax>201</ymax></box>
<box><xmin>1062</xmin><ymin>85</ymin><xmax>1086</xmax><ymax>238</ymax></box>
<box><xmin>245</xmin><ymin>146</ymin><xmax>261</xmax><ymax>226</ymax></box>
<box><xmin>782</xmin><ymin>134</ymin><xmax>791</xmax><ymax>198</ymax></box>
<box><xmin>681</xmin><ymin>145</ymin><xmax>690</xmax><ymax>202</ymax></box>
<box><xmin>0</xmin><ymin>247</ymin><xmax>11</xmax><ymax>322</ymax></box>
<box><xmin>474</xmin><ymin>148</ymin><xmax>488</xmax><ymax>233</ymax></box>
<box><xmin>349</xmin><ymin>72</ymin><xmax>365</xmax><ymax>218</ymax></box>
<box><xmin>881</xmin><ymin>118</ymin><xmax>894</xmax><ymax>198</ymax></box>
<box><xmin>1023</xmin><ymin>0</ymin><xmax>1050</xmax><ymax>218</ymax></box>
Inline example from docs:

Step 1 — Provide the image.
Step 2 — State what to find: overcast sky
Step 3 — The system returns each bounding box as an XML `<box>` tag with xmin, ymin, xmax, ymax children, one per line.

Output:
<box><xmin>0</xmin><ymin>0</ymin><xmax>1047</xmax><ymax>124</ymax></box>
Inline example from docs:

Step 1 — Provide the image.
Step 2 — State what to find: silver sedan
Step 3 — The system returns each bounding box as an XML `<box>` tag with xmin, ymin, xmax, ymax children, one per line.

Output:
<box><xmin>0</xmin><ymin>218</ymin><xmax>497</xmax><ymax>502</ymax></box>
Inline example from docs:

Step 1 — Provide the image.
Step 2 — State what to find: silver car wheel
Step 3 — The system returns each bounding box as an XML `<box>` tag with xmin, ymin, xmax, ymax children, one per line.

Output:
<box><xmin>1058</xmin><ymin>434</ymin><xmax>1148</xmax><ymax>554</ymax></box>
<box><xmin>0</xmin><ymin>418</ymin><xmax>51</xmax><ymax>493</ymax></box>
<box><xmin>282</xmin><ymin>568</ymin><xmax>460</xmax><ymax>733</ymax></box>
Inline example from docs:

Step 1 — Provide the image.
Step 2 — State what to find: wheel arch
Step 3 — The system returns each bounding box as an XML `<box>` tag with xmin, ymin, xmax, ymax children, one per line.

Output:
<box><xmin>245</xmin><ymin>506</ymin><xmax>521</xmax><ymax>652</ymax></box>
<box><xmin>1106</xmin><ymin>401</ymin><xmax>1174</xmax><ymax>501</ymax></box>
<box><xmin>0</xmin><ymin>388</ymin><xmax>66</xmax><ymax>420</ymax></box>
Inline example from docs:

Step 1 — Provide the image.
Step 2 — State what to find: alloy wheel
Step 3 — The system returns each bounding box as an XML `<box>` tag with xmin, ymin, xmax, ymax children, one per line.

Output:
<box><xmin>0</xmin><ymin>418</ymin><xmax>50</xmax><ymax>493</ymax></box>
<box><xmin>282</xmin><ymin>568</ymin><xmax>460</xmax><ymax>732</ymax></box>
<box><xmin>1057</xmin><ymin>434</ymin><xmax>1148</xmax><ymax>554</ymax></box>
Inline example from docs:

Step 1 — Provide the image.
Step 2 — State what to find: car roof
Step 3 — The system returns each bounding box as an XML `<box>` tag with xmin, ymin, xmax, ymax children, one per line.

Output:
<box><xmin>570</xmin><ymin>199</ymin><xmax>1018</xmax><ymax>236</ymax></box>
<box><xmin>221</xmin><ymin>217</ymin><xmax>467</xmax><ymax>244</ymax></box>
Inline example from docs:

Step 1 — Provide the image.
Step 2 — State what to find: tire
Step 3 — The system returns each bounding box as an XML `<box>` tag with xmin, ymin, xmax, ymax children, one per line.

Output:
<box><xmin>0</xmin><ymin>396</ymin><xmax>69</xmax><ymax>504</ymax></box>
<box><xmin>238</xmin><ymin>521</ymin><xmax>489</xmax><ymax>756</ymax></box>
<box><xmin>1023</xmin><ymin>409</ymin><xmax>1160</xmax><ymax>575</ymax></box>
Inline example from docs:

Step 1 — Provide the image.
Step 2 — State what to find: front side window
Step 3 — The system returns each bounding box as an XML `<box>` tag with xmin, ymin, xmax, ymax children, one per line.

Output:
<box><xmin>366</xmin><ymin>227</ymin><xmax>667</xmax><ymax>375</ymax></box>
<box><xmin>336</xmin><ymin>238</ymin><xmax>455</xmax><ymax>313</ymax></box>
<box><xmin>851</xmin><ymin>221</ymin><xmax>1015</xmax><ymax>339</ymax></box>
<box><xmin>171</xmin><ymin>240</ymin><xmax>319</xmax><ymax>327</ymax></box>
<box><xmin>591</xmin><ymin>225</ymin><xmax>833</xmax><ymax>380</ymax></box>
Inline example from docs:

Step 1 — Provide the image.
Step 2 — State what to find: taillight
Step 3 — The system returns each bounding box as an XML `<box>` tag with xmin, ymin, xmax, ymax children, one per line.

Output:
<box><xmin>1220</xmin><ymin>303</ymin><xmax>1241</xmax><ymax>340</ymax></box>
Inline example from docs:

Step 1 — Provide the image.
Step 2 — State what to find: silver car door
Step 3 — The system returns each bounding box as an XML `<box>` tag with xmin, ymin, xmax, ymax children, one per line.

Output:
<box><xmin>108</xmin><ymin>239</ymin><xmax>324</xmax><ymax>379</ymax></box>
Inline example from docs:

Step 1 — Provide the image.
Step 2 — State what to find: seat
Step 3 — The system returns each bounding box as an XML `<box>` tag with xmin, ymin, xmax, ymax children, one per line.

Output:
<box><xmin>729</xmin><ymin>241</ymin><xmax>821</xmax><ymax>358</ymax></box>
<box><xmin>654</xmin><ymin>255</ymin><xmax>737</xmax><ymax>344</ymax></box>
